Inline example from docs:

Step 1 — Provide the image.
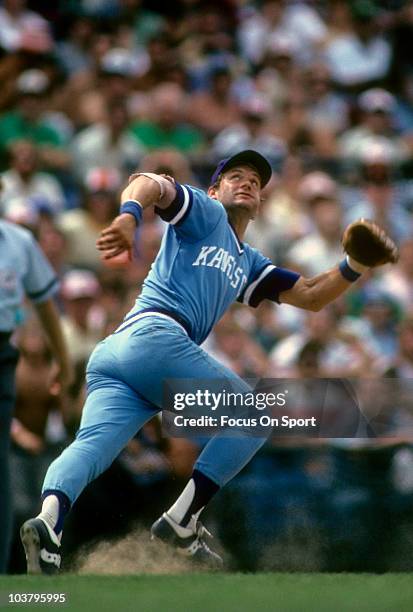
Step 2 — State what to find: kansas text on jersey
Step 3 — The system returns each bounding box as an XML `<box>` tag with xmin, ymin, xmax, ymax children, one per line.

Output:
<box><xmin>124</xmin><ymin>183</ymin><xmax>300</xmax><ymax>345</ymax></box>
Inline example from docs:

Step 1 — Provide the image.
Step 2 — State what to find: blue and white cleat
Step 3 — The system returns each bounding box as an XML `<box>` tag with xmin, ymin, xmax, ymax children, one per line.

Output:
<box><xmin>151</xmin><ymin>512</ymin><xmax>223</xmax><ymax>569</ymax></box>
<box><xmin>20</xmin><ymin>518</ymin><xmax>61</xmax><ymax>575</ymax></box>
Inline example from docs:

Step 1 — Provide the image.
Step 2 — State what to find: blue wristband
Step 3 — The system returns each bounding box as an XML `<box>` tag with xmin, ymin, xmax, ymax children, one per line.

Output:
<box><xmin>120</xmin><ymin>200</ymin><xmax>143</xmax><ymax>225</ymax></box>
<box><xmin>339</xmin><ymin>258</ymin><xmax>361</xmax><ymax>282</ymax></box>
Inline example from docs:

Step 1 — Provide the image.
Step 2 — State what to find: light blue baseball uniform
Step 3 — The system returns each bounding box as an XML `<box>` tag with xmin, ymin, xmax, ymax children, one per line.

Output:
<box><xmin>0</xmin><ymin>219</ymin><xmax>59</xmax><ymax>572</ymax></box>
<box><xmin>0</xmin><ymin>220</ymin><xmax>59</xmax><ymax>330</ymax></box>
<box><xmin>43</xmin><ymin>183</ymin><xmax>300</xmax><ymax>503</ymax></box>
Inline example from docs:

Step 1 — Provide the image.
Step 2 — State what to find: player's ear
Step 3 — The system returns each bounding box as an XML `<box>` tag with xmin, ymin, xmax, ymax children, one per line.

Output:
<box><xmin>208</xmin><ymin>186</ymin><xmax>218</xmax><ymax>200</ymax></box>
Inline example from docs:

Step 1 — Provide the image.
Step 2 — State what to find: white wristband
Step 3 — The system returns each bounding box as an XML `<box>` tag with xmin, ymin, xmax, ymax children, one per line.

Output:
<box><xmin>346</xmin><ymin>255</ymin><xmax>369</xmax><ymax>275</ymax></box>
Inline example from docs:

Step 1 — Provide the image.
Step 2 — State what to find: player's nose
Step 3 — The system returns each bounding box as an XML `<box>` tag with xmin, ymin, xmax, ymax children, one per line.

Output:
<box><xmin>238</xmin><ymin>177</ymin><xmax>253</xmax><ymax>190</ymax></box>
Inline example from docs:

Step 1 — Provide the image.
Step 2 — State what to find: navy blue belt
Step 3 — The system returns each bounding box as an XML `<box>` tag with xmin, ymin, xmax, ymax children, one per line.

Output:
<box><xmin>114</xmin><ymin>308</ymin><xmax>192</xmax><ymax>338</ymax></box>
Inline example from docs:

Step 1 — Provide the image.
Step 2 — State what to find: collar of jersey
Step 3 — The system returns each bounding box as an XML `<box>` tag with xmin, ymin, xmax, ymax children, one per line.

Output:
<box><xmin>227</xmin><ymin>219</ymin><xmax>244</xmax><ymax>255</ymax></box>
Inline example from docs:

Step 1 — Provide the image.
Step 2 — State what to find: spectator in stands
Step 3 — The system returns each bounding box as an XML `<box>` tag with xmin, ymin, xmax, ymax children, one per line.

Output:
<box><xmin>71</xmin><ymin>98</ymin><xmax>143</xmax><ymax>183</ymax></box>
<box><xmin>294</xmin><ymin>339</ymin><xmax>324</xmax><ymax>378</ymax></box>
<box><xmin>1</xmin><ymin>140</ymin><xmax>66</xmax><ymax>216</ymax></box>
<box><xmin>322</xmin><ymin>0</ymin><xmax>353</xmax><ymax>46</ymax></box>
<box><xmin>127</xmin><ymin>217</ymin><xmax>164</xmax><ymax>287</ymax></box>
<box><xmin>302</xmin><ymin>63</ymin><xmax>349</xmax><ymax>136</ymax></box>
<box><xmin>339</xmin><ymin>88</ymin><xmax>411</xmax><ymax>164</ymax></box>
<box><xmin>2</xmin><ymin>196</ymin><xmax>39</xmax><ymax>233</ymax></box>
<box><xmin>324</xmin><ymin>0</ymin><xmax>392</xmax><ymax>91</ymax></box>
<box><xmin>119</xmin><ymin>0</ymin><xmax>166</xmax><ymax>49</ymax></box>
<box><xmin>243</xmin><ymin>173</ymin><xmax>287</xmax><ymax>262</ymax></box>
<box><xmin>245</xmin><ymin>155</ymin><xmax>309</xmax><ymax>263</ymax></box>
<box><xmin>254</xmin><ymin>34</ymin><xmax>301</xmax><ymax>113</ymax></box>
<box><xmin>238</xmin><ymin>0</ymin><xmax>326</xmax><ymax>67</ymax></box>
<box><xmin>55</xmin><ymin>14</ymin><xmax>96</xmax><ymax>77</ymax></box>
<box><xmin>134</xmin><ymin>33</ymin><xmax>177</xmax><ymax>92</ymax></box>
<box><xmin>377</xmin><ymin>239</ymin><xmax>413</xmax><ymax>314</ymax></box>
<box><xmin>0</xmin><ymin>70</ymin><xmax>70</xmax><ymax>172</ymax></box>
<box><xmin>245</xmin><ymin>300</ymin><xmax>287</xmax><ymax>355</ymax></box>
<box><xmin>386</xmin><ymin>315</ymin><xmax>413</xmax><ymax>378</ymax></box>
<box><xmin>138</xmin><ymin>148</ymin><xmax>196</xmax><ymax>185</ymax></box>
<box><xmin>206</xmin><ymin>314</ymin><xmax>269</xmax><ymax>377</ymax></box>
<box><xmin>96</xmin><ymin>272</ymin><xmax>131</xmax><ymax>336</ymax></box>
<box><xmin>285</xmin><ymin>172</ymin><xmax>343</xmax><ymax>276</ymax></box>
<box><xmin>59</xmin><ymin>167</ymin><xmax>121</xmax><ymax>271</ymax></box>
<box><xmin>341</xmin><ymin>140</ymin><xmax>413</xmax><ymax>242</ymax></box>
<box><xmin>60</xmin><ymin>269</ymin><xmax>103</xmax><ymax>363</ymax></box>
<box><xmin>130</xmin><ymin>82</ymin><xmax>205</xmax><ymax>157</ymax></box>
<box><xmin>177</xmin><ymin>5</ymin><xmax>237</xmax><ymax>86</ymax></box>
<box><xmin>0</xmin><ymin>0</ymin><xmax>53</xmax><ymax>55</ymax></box>
<box><xmin>36</xmin><ymin>217</ymin><xmax>69</xmax><ymax>281</ymax></box>
<box><xmin>358</xmin><ymin>290</ymin><xmax>400</xmax><ymax>361</ymax></box>
<box><xmin>212</xmin><ymin>94</ymin><xmax>286</xmax><ymax>168</ymax></box>
<box><xmin>187</xmin><ymin>66</ymin><xmax>241</xmax><ymax>139</ymax></box>
<box><xmin>59</xmin><ymin>40</ymin><xmax>138</xmax><ymax>128</ymax></box>
<box><xmin>269</xmin><ymin>306</ymin><xmax>374</xmax><ymax>378</ymax></box>
<box><xmin>99</xmin><ymin>47</ymin><xmax>143</xmax><ymax>105</ymax></box>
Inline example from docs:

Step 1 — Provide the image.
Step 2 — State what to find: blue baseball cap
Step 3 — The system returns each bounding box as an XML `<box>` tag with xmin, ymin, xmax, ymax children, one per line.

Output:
<box><xmin>210</xmin><ymin>150</ymin><xmax>272</xmax><ymax>187</ymax></box>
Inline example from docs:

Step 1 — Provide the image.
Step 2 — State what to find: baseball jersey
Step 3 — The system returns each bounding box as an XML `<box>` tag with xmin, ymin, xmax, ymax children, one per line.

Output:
<box><xmin>130</xmin><ymin>183</ymin><xmax>300</xmax><ymax>345</ymax></box>
<box><xmin>0</xmin><ymin>219</ymin><xmax>59</xmax><ymax>332</ymax></box>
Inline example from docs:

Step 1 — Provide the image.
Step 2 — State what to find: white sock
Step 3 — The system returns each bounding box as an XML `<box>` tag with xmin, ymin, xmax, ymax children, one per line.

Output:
<box><xmin>37</xmin><ymin>495</ymin><xmax>62</xmax><ymax>542</ymax></box>
<box><xmin>167</xmin><ymin>479</ymin><xmax>196</xmax><ymax>524</ymax></box>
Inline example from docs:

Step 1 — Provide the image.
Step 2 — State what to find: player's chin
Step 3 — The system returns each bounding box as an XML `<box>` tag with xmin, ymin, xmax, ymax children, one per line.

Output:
<box><xmin>232</xmin><ymin>196</ymin><xmax>257</xmax><ymax>211</ymax></box>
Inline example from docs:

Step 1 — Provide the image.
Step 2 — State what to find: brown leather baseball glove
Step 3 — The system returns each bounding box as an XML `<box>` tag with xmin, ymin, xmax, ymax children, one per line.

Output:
<box><xmin>342</xmin><ymin>219</ymin><xmax>399</xmax><ymax>267</ymax></box>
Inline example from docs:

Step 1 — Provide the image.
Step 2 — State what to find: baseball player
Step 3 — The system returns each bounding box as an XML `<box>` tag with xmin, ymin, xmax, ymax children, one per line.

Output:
<box><xmin>21</xmin><ymin>150</ymin><xmax>398</xmax><ymax>573</ymax></box>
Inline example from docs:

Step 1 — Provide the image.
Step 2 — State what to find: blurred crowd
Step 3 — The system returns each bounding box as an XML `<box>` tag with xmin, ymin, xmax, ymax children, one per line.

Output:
<box><xmin>4</xmin><ymin>0</ymin><xmax>413</xmax><ymax>572</ymax></box>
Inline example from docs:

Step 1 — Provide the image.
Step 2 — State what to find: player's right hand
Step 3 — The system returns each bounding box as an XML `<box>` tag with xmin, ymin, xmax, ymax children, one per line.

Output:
<box><xmin>96</xmin><ymin>214</ymin><xmax>136</xmax><ymax>260</ymax></box>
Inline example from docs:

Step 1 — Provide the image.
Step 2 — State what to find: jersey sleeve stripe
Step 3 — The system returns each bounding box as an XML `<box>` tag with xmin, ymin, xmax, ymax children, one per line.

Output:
<box><xmin>27</xmin><ymin>277</ymin><xmax>59</xmax><ymax>301</ymax></box>
<box><xmin>242</xmin><ymin>264</ymin><xmax>275</xmax><ymax>305</ymax></box>
<box><xmin>154</xmin><ymin>183</ymin><xmax>192</xmax><ymax>224</ymax></box>
<box><xmin>170</xmin><ymin>185</ymin><xmax>190</xmax><ymax>225</ymax></box>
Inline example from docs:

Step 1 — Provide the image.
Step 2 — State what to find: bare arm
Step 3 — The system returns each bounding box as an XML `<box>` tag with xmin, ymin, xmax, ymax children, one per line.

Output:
<box><xmin>96</xmin><ymin>173</ymin><xmax>177</xmax><ymax>260</ymax></box>
<box><xmin>279</xmin><ymin>265</ymin><xmax>352</xmax><ymax>312</ymax></box>
<box><xmin>34</xmin><ymin>298</ymin><xmax>73</xmax><ymax>391</ymax></box>
<box><xmin>121</xmin><ymin>172</ymin><xmax>178</xmax><ymax>211</ymax></box>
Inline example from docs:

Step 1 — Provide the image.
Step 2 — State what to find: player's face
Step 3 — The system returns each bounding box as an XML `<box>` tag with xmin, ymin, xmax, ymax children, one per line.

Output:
<box><xmin>210</xmin><ymin>165</ymin><xmax>262</xmax><ymax>216</ymax></box>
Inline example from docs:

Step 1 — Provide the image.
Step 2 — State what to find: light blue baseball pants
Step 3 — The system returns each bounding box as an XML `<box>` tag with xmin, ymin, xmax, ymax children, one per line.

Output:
<box><xmin>43</xmin><ymin>316</ymin><xmax>268</xmax><ymax>504</ymax></box>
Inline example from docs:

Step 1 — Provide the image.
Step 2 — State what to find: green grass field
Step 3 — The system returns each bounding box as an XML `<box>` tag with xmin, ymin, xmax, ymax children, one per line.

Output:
<box><xmin>1</xmin><ymin>574</ymin><xmax>413</xmax><ymax>612</ymax></box>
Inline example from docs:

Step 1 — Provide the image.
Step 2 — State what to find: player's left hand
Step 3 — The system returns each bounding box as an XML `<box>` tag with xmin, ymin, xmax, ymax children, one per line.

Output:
<box><xmin>342</xmin><ymin>218</ymin><xmax>399</xmax><ymax>268</ymax></box>
<box><xmin>96</xmin><ymin>214</ymin><xmax>136</xmax><ymax>260</ymax></box>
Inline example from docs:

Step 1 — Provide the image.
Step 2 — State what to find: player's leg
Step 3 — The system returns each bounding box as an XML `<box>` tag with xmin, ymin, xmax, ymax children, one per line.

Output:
<box><xmin>152</xmin><ymin>435</ymin><xmax>267</xmax><ymax>567</ymax></box>
<box><xmin>85</xmin><ymin>316</ymin><xmax>267</xmax><ymax>566</ymax></box>
<box><xmin>131</xmin><ymin>322</ymin><xmax>269</xmax><ymax>565</ymax></box>
<box><xmin>20</xmin><ymin>374</ymin><xmax>158</xmax><ymax>575</ymax></box>
<box><xmin>165</xmin><ymin>433</ymin><xmax>267</xmax><ymax>521</ymax></box>
<box><xmin>0</xmin><ymin>341</ymin><xmax>18</xmax><ymax>573</ymax></box>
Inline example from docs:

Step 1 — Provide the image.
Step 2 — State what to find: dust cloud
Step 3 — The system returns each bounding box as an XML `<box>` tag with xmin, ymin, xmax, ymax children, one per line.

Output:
<box><xmin>73</xmin><ymin>529</ymin><xmax>199</xmax><ymax>575</ymax></box>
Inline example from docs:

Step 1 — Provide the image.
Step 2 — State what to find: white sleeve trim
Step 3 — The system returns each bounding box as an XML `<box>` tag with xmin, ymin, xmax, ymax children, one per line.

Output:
<box><xmin>170</xmin><ymin>185</ymin><xmax>190</xmax><ymax>225</ymax></box>
<box><xmin>243</xmin><ymin>264</ymin><xmax>276</xmax><ymax>305</ymax></box>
